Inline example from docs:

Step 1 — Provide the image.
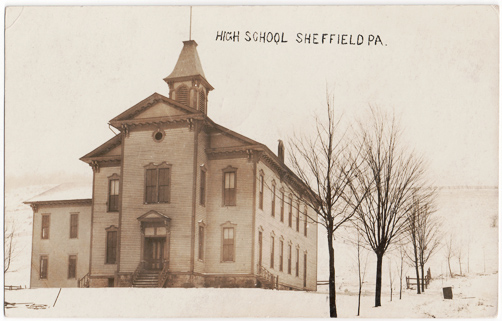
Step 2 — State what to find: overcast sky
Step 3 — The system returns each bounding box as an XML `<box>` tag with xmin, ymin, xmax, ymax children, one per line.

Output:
<box><xmin>5</xmin><ymin>6</ymin><xmax>499</xmax><ymax>188</ymax></box>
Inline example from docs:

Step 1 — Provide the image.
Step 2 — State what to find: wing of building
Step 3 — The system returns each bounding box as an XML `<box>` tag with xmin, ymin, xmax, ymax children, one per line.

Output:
<box><xmin>25</xmin><ymin>40</ymin><xmax>318</xmax><ymax>290</ymax></box>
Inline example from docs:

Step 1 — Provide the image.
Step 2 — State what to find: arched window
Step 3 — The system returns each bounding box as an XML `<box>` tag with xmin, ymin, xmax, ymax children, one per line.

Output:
<box><xmin>198</xmin><ymin>91</ymin><xmax>206</xmax><ymax>113</ymax></box>
<box><xmin>176</xmin><ymin>85</ymin><xmax>189</xmax><ymax>105</ymax></box>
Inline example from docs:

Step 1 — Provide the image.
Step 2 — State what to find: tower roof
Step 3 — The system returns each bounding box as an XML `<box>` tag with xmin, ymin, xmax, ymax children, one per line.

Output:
<box><xmin>164</xmin><ymin>40</ymin><xmax>213</xmax><ymax>90</ymax></box>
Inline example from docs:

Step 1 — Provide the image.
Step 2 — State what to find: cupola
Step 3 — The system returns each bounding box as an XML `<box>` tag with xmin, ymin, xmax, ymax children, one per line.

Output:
<box><xmin>164</xmin><ymin>40</ymin><xmax>213</xmax><ymax>115</ymax></box>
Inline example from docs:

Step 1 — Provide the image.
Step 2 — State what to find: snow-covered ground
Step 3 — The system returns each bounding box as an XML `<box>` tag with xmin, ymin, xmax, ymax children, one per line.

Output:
<box><xmin>4</xmin><ymin>272</ymin><xmax>498</xmax><ymax>317</ymax></box>
<box><xmin>4</xmin><ymin>185</ymin><xmax>499</xmax><ymax>317</ymax></box>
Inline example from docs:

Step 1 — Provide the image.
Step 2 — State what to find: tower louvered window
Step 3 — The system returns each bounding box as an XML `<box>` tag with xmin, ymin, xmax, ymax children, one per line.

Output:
<box><xmin>176</xmin><ymin>85</ymin><xmax>189</xmax><ymax>105</ymax></box>
<box><xmin>198</xmin><ymin>91</ymin><xmax>206</xmax><ymax>113</ymax></box>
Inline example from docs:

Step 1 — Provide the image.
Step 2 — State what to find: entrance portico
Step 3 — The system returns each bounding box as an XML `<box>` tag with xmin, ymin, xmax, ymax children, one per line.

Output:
<box><xmin>137</xmin><ymin>210</ymin><xmax>171</xmax><ymax>271</ymax></box>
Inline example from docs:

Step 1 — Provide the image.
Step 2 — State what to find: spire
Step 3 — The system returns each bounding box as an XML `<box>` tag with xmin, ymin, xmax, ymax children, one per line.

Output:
<box><xmin>164</xmin><ymin>40</ymin><xmax>213</xmax><ymax>114</ymax></box>
<box><xmin>164</xmin><ymin>40</ymin><xmax>212</xmax><ymax>89</ymax></box>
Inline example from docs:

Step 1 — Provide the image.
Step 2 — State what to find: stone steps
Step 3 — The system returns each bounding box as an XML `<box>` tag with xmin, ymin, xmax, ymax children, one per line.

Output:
<box><xmin>133</xmin><ymin>271</ymin><xmax>161</xmax><ymax>288</ymax></box>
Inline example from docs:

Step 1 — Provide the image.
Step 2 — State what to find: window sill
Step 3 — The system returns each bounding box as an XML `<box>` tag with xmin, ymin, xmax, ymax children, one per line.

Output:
<box><xmin>144</xmin><ymin>202</ymin><xmax>171</xmax><ymax>205</ymax></box>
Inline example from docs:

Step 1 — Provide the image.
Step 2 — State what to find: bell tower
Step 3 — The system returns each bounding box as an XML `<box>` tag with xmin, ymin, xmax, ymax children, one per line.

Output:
<box><xmin>164</xmin><ymin>40</ymin><xmax>213</xmax><ymax>115</ymax></box>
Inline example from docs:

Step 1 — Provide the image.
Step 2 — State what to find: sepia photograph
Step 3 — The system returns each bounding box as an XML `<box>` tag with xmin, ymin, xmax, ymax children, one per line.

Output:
<box><xmin>4</xmin><ymin>5</ymin><xmax>499</xmax><ymax>318</ymax></box>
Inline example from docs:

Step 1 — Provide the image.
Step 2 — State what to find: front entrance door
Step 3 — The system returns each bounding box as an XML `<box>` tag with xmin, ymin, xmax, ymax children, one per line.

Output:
<box><xmin>144</xmin><ymin>237</ymin><xmax>165</xmax><ymax>270</ymax></box>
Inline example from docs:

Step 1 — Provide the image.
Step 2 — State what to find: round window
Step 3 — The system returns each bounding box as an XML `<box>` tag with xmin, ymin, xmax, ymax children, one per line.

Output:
<box><xmin>153</xmin><ymin>130</ymin><xmax>165</xmax><ymax>142</ymax></box>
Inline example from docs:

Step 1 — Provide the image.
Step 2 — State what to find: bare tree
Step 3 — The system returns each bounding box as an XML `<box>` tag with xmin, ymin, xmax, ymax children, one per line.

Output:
<box><xmin>356</xmin><ymin>232</ymin><xmax>370</xmax><ymax>316</ymax></box>
<box><xmin>4</xmin><ymin>221</ymin><xmax>17</xmax><ymax>273</ymax></box>
<box><xmin>289</xmin><ymin>95</ymin><xmax>369</xmax><ymax>317</ymax></box>
<box><xmin>398</xmin><ymin>245</ymin><xmax>406</xmax><ymax>300</ymax></box>
<box><xmin>406</xmin><ymin>199</ymin><xmax>421</xmax><ymax>294</ymax></box>
<box><xmin>388</xmin><ymin>258</ymin><xmax>394</xmax><ymax>301</ymax></box>
<box><xmin>456</xmin><ymin>241</ymin><xmax>463</xmax><ymax>276</ymax></box>
<box><xmin>444</xmin><ymin>234</ymin><xmax>455</xmax><ymax>278</ymax></box>
<box><xmin>417</xmin><ymin>203</ymin><xmax>441</xmax><ymax>292</ymax></box>
<box><xmin>350</xmin><ymin>107</ymin><xmax>428</xmax><ymax>307</ymax></box>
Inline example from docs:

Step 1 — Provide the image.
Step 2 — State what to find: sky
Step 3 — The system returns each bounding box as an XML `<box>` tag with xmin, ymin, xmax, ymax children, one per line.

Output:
<box><xmin>4</xmin><ymin>5</ymin><xmax>499</xmax><ymax>188</ymax></box>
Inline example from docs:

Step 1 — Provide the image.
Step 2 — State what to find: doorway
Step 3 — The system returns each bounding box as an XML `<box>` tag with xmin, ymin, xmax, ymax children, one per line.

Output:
<box><xmin>144</xmin><ymin>237</ymin><xmax>165</xmax><ymax>270</ymax></box>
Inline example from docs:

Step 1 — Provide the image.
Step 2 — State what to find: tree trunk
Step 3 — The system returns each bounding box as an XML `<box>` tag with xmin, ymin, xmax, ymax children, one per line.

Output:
<box><xmin>389</xmin><ymin>267</ymin><xmax>393</xmax><ymax>302</ymax></box>
<box><xmin>357</xmin><ymin>236</ymin><xmax>362</xmax><ymax>316</ymax></box>
<box><xmin>375</xmin><ymin>252</ymin><xmax>383</xmax><ymax>307</ymax></box>
<box><xmin>459</xmin><ymin>257</ymin><xmax>462</xmax><ymax>276</ymax></box>
<box><xmin>399</xmin><ymin>253</ymin><xmax>403</xmax><ymax>300</ymax></box>
<box><xmin>412</xmin><ymin>236</ymin><xmax>421</xmax><ymax>294</ymax></box>
<box><xmin>328</xmin><ymin>232</ymin><xmax>337</xmax><ymax>317</ymax></box>
<box><xmin>420</xmin><ymin>264</ymin><xmax>425</xmax><ymax>292</ymax></box>
<box><xmin>448</xmin><ymin>257</ymin><xmax>453</xmax><ymax>278</ymax></box>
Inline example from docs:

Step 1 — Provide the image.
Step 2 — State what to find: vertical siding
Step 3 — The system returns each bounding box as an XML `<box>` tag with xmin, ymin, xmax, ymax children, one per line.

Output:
<box><xmin>120</xmin><ymin>125</ymin><xmax>194</xmax><ymax>273</ymax></box>
<box><xmin>30</xmin><ymin>204</ymin><xmax>91</xmax><ymax>288</ymax></box>
<box><xmin>254</xmin><ymin>161</ymin><xmax>318</xmax><ymax>290</ymax></box>
<box><xmin>90</xmin><ymin>166</ymin><xmax>120</xmax><ymax>276</ymax></box>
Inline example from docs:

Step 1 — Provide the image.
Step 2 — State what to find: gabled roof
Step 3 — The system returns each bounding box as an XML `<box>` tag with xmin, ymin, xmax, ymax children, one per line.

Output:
<box><xmin>109</xmin><ymin>92</ymin><xmax>202</xmax><ymax>125</ymax></box>
<box><xmin>137</xmin><ymin>210</ymin><xmax>170</xmax><ymax>222</ymax></box>
<box><xmin>205</xmin><ymin>117</ymin><xmax>260</xmax><ymax>147</ymax></box>
<box><xmin>80</xmin><ymin>134</ymin><xmax>122</xmax><ymax>163</ymax></box>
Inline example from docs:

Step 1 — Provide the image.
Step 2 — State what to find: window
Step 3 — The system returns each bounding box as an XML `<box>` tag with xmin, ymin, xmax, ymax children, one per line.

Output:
<box><xmin>287</xmin><ymin>244</ymin><xmax>292</xmax><ymax>274</ymax></box>
<box><xmin>176</xmin><ymin>85</ymin><xmax>189</xmax><ymax>105</ymax></box>
<box><xmin>271</xmin><ymin>183</ymin><xmax>276</xmax><ymax>217</ymax></box>
<box><xmin>200</xmin><ymin>169</ymin><xmax>206</xmax><ymax>206</ymax></box>
<box><xmin>198</xmin><ymin>226</ymin><xmax>204</xmax><ymax>261</ymax></box>
<box><xmin>108</xmin><ymin>178</ymin><xmax>119</xmax><ymax>212</ymax></box>
<box><xmin>270</xmin><ymin>236</ymin><xmax>275</xmax><ymax>269</ymax></box>
<box><xmin>288</xmin><ymin>195</ymin><xmax>293</xmax><ymax>227</ymax></box>
<box><xmin>222</xmin><ymin>227</ymin><xmax>235</xmax><ymax>262</ymax></box>
<box><xmin>296</xmin><ymin>202</ymin><xmax>300</xmax><ymax>232</ymax></box>
<box><xmin>304</xmin><ymin>253</ymin><xmax>308</xmax><ymax>287</ymax></box>
<box><xmin>304</xmin><ymin>206</ymin><xmax>308</xmax><ymax>237</ymax></box>
<box><xmin>68</xmin><ymin>255</ymin><xmax>77</xmax><ymax>279</ymax></box>
<box><xmin>280</xmin><ymin>191</ymin><xmax>284</xmax><ymax>222</ymax></box>
<box><xmin>199</xmin><ymin>91</ymin><xmax>206</xmax><ymax>113</ymax></box>
<box><xmin>106</xmin><ymin>230</ymin><xmax>118</xmax><ymax>264</ymax></box>
<box><xmin>41</xmin><ymin>214</ymin><xmax>50</xmax><ymax>239</ymax></box>
<box><xmin>153</xmin><ymin>129</ymin><xmax>165</xmax><ymax>142</ymax></box>
<box><xmin>145</xmin><ymin>164</ymin><xmax>171</xmax><ymax>204</ymax></box>
<box><xmin>258</xmin><ymin>231</ymin><xmax>263</xmax><ymax>266</ymax></box>
<box><xmin>258</xmin><ymin>173</ymin><xmax>264</xmax><ymax>210</ymax></box>
<box><xmin>279</xmin><ymin>240</ymin><xmax>284</xmax><ymax>272</ymax></box>
<box><xmin>40</xmin><ymin>255</ymin><xmax>48</xmax><ymax>279</ymax></box>
<box><xmin>70</xmin><ymin>213</ymin><xmax>78</xmax><ymax>239</ymax></box>
<box><xmin>223</xmin><ymin>168</ymin><xmax>237</xmax><ymax>206</ymax></box>
<box><xmin>158</xmin><ymin>168</ymin><xmax>170</xmax><ymax>203</ymax></box>
<box><xmin>296</xmin><ymin>247</ymin><xmax>300</xmax><ymax>277</ymax></box>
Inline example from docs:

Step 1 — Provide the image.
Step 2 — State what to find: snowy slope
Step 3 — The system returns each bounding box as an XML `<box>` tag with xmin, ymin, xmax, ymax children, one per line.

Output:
<box><xmin>4</xmin><ymin>272</ymin><xmax>497</xmax><ymax>317</ymax></box>
<box><xmin>4</xmin><ymin>185</ymin><xmax>498</xmax><ymax>317</ymax></box>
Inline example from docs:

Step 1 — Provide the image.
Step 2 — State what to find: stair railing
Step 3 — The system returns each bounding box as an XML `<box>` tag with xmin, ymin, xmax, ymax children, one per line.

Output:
<box><xmin>157</xmin><ymin>259</ymin><xmax>169</xmax><ymax>288</ymax></box>
<box><xmin>257</xmin><ymin>264</ymin><xmax>276</xmax><ymax>289</ymax></box>
<box><xmin>78</xmin><ymin>273</ymin><xmax>90</xmax><ymax>288</ymax></box>
<box><xmin>132</xmin><ymin>260</ymin><xmax>145</xmax><ymax>285</ymax></box>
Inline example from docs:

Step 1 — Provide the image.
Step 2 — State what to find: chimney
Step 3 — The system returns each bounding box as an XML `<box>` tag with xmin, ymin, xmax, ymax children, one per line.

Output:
<box><xmin>278</xmin><ymin>140</ymin><xmax>284</xmax><ymax>163</ymax></box>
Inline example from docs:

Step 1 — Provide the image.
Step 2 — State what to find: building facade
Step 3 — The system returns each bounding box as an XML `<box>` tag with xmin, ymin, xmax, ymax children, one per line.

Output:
<box><xmin>26</xmin><ymin>40</ymin><xmax>317</xmax><ymax>290</ymax></box>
